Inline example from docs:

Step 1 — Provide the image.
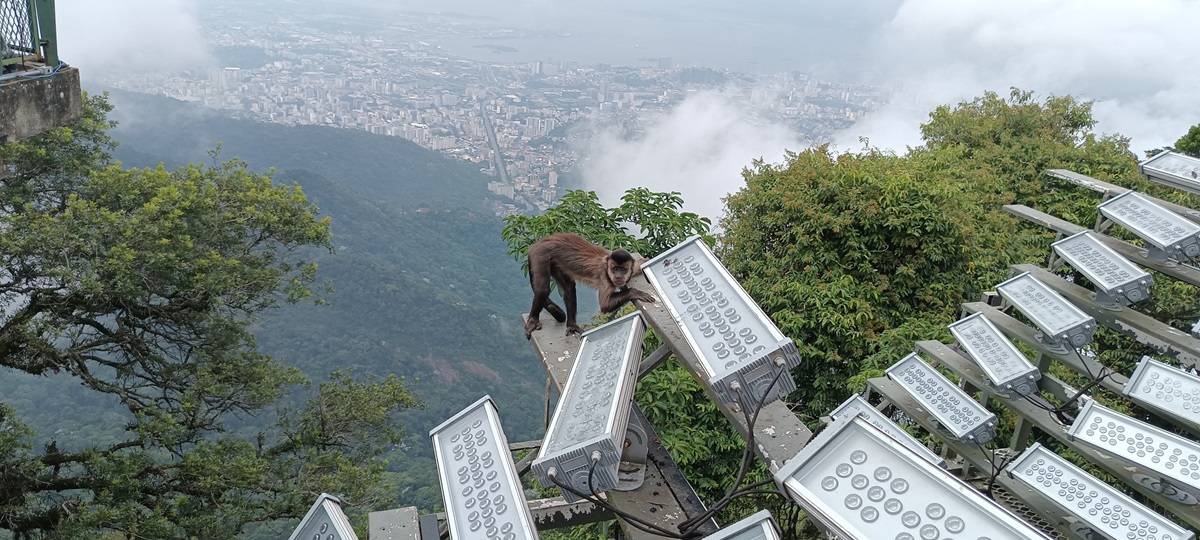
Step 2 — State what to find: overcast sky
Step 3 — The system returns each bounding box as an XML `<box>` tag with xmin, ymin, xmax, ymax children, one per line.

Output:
<box><xmin>56</xmin><ymin>0</ymin><xmax>1200</xmax><ymax>222</ymax></box>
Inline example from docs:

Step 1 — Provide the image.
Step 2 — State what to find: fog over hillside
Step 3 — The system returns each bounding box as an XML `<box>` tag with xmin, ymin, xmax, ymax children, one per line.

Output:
<box><xmin>57</xmin><ymin>0</ymin><xmax>1200</xmax><ymax>221</ymax></box>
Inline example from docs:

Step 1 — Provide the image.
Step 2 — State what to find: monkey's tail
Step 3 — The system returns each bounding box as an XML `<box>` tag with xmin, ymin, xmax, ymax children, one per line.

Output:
<box><xmin>545</xmin><ymin>300</ymin><xmax>566</xmax><ymax>323</ymax></box>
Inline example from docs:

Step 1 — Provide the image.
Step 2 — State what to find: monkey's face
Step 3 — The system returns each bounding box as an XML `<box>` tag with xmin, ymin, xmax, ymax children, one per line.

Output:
<box><xmin>607</xmin><ymin>258</ymin><xmax>633</xmax><ymax>288</ymax></box>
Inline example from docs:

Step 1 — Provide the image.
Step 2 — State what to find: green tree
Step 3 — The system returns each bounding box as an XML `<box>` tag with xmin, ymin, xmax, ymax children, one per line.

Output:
<box><xmin>500</xmin><ymin>188</ymin><xmax>712</xmax><ymax>268</ymax></box>
<box><xmin>1175</xmin><ymin>123</ymin><xmax>1200</xmax><ymax>158</ymax></box>
<box><xmin>721</xmin><ymin>148</ymin><xmax>976</xmax><ymax>421</ymax></box>
<box><xmin>720</xmin><ymin>88</ymin><xmax>1159</xmax><ymax>423</ymax></box>
<box><xmin>0</xmin><ymin>94</ymin><xmax>418</xmax><ymax>539</ymax></box>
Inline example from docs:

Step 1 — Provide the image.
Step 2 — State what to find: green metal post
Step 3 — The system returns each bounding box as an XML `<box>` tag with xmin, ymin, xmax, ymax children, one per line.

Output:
<box><xmin>34</xmin><ymin>0</ymin><xmax>56</xmax><ymax>66</ymax></box>
<box><xmin>25</xmin><ymin>0</ymin><xmax>39</xmax><ymax>56</ymax></box>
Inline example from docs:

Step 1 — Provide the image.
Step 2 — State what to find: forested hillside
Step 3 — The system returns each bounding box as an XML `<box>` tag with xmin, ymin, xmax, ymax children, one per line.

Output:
<box><xmin>6</xmin><ymin>90</ymin><xmax>549</xmax><ymax>514</ymax></box>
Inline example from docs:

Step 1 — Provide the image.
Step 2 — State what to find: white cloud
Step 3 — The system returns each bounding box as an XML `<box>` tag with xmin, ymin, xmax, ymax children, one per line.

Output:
<box><xmin>577</xmin><ymin>92</ymin><xmax>805</xmax><ymax>225</ymax></box>
<box><xmin>57</xmin><ymin>0</ymin><xmax>213</xmax><ymax>76</ymax></box>
<box><xmin>837</xmin><ymin>0</ymin><xmax>1200</xmax><ymax>154</ymax></box>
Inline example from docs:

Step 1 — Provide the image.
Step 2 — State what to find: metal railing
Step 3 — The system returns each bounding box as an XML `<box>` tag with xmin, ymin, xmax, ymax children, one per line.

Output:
<box><xmin>1</xmin><ymin>0</ymin><xmax>57</xmax><ymax>68</ymax></box>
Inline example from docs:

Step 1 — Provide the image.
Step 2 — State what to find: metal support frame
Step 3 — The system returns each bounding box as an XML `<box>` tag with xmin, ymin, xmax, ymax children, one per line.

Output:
<box><xmin>1012</xmin><ymin>263</ymin><xmax>1200</xmax><ymax>369</ymax></box>
<box><xmin>868</xmin><ymin>378</ymin><xmax>1074</xmax><ymax>539</ymax></box>
<box><xmin>1046</xmin><ymin>168</ymin><xmax>1200</xmax><ymax>225</ymax></box>
<box><xmin>1005</xmin><ymin>203</ymin><xmax>1200</xmax><ymax>290</ymax></box>
<box><xmin>891</xmin><ymin>343</ymin><xmax>1200</xmax><ymax>530</ymax></box>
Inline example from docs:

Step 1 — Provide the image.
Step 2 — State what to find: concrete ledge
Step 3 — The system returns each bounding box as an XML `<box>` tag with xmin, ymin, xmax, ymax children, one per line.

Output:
<box><xmin>0</xmin><ymin>65</ymin><xmax>82</xmax><ymax>143</ymax></box>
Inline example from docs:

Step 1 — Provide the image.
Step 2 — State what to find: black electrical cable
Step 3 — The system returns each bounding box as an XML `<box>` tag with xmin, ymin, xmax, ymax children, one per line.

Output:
<box><xmin>677</xmin><ymin>367</ymin><xmax>788</xmax><ymax>535</ymax></box>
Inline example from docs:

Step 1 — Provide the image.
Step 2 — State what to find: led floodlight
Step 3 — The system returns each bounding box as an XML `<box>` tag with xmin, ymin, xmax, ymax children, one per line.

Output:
<box><xmin>995</xmin><ymin>271</ymin><xmax>1096</xmax><ymax>351</ymax></box>
<box><xmin>286</xmin><ymin>493</ymin><xmax>358</xmax><ymax>540</ymax></box>
<box><xmin>702</xmin><ymin>509</ymin><xmax>781</xmax><ymax>540</ymax></box>
<box><xmin>774</xmin><ymin>415</ymin><xmax>1052</xmax><ymax>539</ymax></box>
<box><xmin>1141</xmin><ymin>151</ymin><xmax>1200</xmax><ymax>197</ymax></box>
<box><xmin>828</xmin><ymin>395</ymin><xmax>944</xmax><ymax>467</ymax></box>
<box><xmin>885</xmin><ymin>353</ymin><xmax>998</xmax><ymax>444</ymax></box>
<box><xmin>532</xmin><ymin>313</ymin><xmax>644</xmax><ymax>502</ymax></box>
<box><xmin>948</xmin><ymin>312</ymin><xmax>1042</xmax><ymax>397</ymax></box>
<box><xmin>642</xmin><ymin>237</ymin><xmax>801</xmax><ymax>407</ymax></box>
<box><xmin>1067</xmin><ymin>400</ymin><xmax>1200</xmax><ymax>505</ymax></box>
<box><xmin>430</xmin><ymin>396</ymin><xmax>539</xmax><ymax>540</ymax></box>
<box><xmin>1124</xmin><ymin>356</ymin><xmax>1200</xmax><ymax>432</ymax></box>
<box><xmin>1052</xmin><ymin>230</ymin><xmax>1154</xmax><ymax>308</ymax></box>
<box><xmin>1006</xmin><ymin>442</ymin><xmax>1194</xmax><ymax>540</ymax></box>
<box><xmin>1098</xmin><ymin>191</ymin><xmax>1200</xmax><ymax>262</ymax></box>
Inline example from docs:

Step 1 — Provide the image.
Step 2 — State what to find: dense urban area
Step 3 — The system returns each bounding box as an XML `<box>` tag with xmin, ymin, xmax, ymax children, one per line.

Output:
<box><xmin>104</xmin><ymin>6</ymin><xmax>889</xmax><ymax>216</ymax></box>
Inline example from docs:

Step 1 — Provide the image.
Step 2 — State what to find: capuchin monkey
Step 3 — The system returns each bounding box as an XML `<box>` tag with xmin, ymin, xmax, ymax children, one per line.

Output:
<box><xmin>523</xmin><ymin>233</ymin><xmax>657</xmax><ymax>339</ymax></box>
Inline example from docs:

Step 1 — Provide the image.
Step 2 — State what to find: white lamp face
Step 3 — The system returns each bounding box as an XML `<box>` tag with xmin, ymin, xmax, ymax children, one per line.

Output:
<box><xmin>1098</xmin><ymin>191</ymin><xmax>1200</xmax><ymax>257</ymax></box>
<box><xmin>948</xmin><ymin>312</ymin><xmax>1041</xmax><ymax>397</ymax></box>
<box><xmin>642</xmin><ymin>237</ymin><xmax>800</xmax><ymax>406</ymax></box>
<box><xmin>1052</xmin><ymin>230</ymin><xmax>1152</xmax><ymax>303</ymax></box>
<box><xmin>1006</xmin><ymin>443</ymin><xmax>1195</xmax><ymax>540</ymax></box>
<box><xmin>774</xmin><ymin>417</ymin><xmax>1050</xmax><ymax>540</ymax></box>
<box><xmin>828</xmin><ymin>395</ymin><xmax>944</xmax><ymax>466</ymax></box>
<box><xmin>1067</xmin><ymin>400</ymin><xmax>1200</xmax><ymax>503</ymax></box>
<box><xmin>995</xmin><ymin>272</ymin><xmax>1095</xmax><ymax>347</ymax></box>
<box><xmin>534</xmin><ymin>313</ymin><xmax>643</xmax><ymax>501</ymax></box>
<box><xmin>430</xmin><ymin>397</ymin><xmax>539</xmax><ymax>540</ymax></box>
<box><xmin>1142</xmin><ymin>151</ymin><xmax>1200</xmax><ymax>192</ymax></box>
<box><xmin>1123</xmin><ymin>356</ymin><xmax>1200</xmax><ymax>431</ymax></box>
<box><xmin>886</xmin><ymin>353</ymin><xmax>997</xmax><ymax>444</ymax></box>
<box><xmin>701</xmin><ymin>509</ymin><xmax>781</xmax><ymax>540</ymax></box>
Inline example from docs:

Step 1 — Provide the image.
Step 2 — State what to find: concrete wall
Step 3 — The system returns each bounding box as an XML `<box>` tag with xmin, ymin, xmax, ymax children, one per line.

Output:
<box><xmin>0</xmin><ymin>66</ymin><xmax>82</xmax><ymax>143</ymax></box>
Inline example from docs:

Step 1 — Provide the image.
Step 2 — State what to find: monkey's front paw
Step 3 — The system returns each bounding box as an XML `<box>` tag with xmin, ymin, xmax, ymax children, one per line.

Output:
<box><xmin>632</xmin><ymin>290</ymin><xmax>657</xmax><ymax>303</ymax></box>
<box><xmin>524</xmin><ymin>318</ymin><xmax>542</xmax><ymax>340</ymax></box>
<box><xmin>565</xmin><ymin>323</ymin><xmax>584</xmax><ymax>336</ymax></box>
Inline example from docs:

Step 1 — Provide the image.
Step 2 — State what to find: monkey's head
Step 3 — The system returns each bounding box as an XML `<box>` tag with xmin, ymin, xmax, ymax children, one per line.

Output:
<box><xmin>607</xmin><ymin>249</ymin><xmax>636</xmax><ymax>288</ymax></box>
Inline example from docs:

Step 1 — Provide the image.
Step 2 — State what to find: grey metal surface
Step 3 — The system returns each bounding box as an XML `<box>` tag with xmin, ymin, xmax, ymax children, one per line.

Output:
<box><xmin>368</xmin><ymin>507</ymin><xmax>421</xmax><ymax>540</ymax></box>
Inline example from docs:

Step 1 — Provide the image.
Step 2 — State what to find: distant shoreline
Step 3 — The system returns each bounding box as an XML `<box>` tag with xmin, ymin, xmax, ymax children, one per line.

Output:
<box><xmin>472</xmin><ymin>44</ymin><xmax>520</xmax><ymax>53</ymax></box>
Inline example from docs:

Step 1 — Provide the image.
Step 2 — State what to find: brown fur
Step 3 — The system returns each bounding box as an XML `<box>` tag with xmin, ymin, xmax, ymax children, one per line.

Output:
<box><xmin>523</xmin><ymin>233</ymin><xmax>656</xmax><ymax>339</ymax></box>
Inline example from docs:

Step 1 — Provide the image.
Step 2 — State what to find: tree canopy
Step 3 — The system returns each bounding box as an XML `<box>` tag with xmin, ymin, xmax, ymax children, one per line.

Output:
<box><xmin>720</xmin><ymin>88</ymin><xmax>1200</xmax><ymax>429</ymax></box>
<box><xmin>1175</xmin><ymin>123</ymin><xmax>1200</xmax><ymax>158</ymax></box>
<box><xmin>0</xmin><ymin>94</ymin><xmax>417</xmax><ymax>539</ymax></box>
